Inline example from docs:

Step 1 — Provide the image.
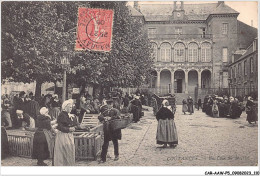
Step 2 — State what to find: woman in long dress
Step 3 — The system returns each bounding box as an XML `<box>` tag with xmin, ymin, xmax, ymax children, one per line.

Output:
<box><xmin>32</xmin><ymin>107</ymin><xmax>57</xmax><ymax>166</ymax></box>
<box><xmin>187</xmin><ymin>96</ymin><xmax>194</xmax><ymax>115</ymax></box>
<box><xmin>53</xmin><ymin>99</ymin><xmax>80</xmax><ymax>166</ymax></box>
<box><xmin>212</xmin><ymin>100</ymin><xmax>219</xmax><ymax>118</ymax></box>
<box><xmin>1</xmin><ymin>116</ymin><xmax>9</xmax><ymax>159</ymax></box>
<box><xmin>182</xmin><ymin>99</ymin><xmax>188</xmax><ymax>115</ymax></box>
<box><xmin>151</xmin><ymin>96</ymin><xmax>158</xmax><ymax>115</ymax></box>
<box><xmin>246</xmin><ymin>96</ymin><xmax>258</xmax><ymax>124</ymax></box>
<box><xmin>156</xmin><ymin>100</ymin><xmax>178</xmax><ymax>148</ymax></box>
<box><xmin>229</xmin><ymin>97</ymin><xmax>241</xmax><ymax>119</ymax></box>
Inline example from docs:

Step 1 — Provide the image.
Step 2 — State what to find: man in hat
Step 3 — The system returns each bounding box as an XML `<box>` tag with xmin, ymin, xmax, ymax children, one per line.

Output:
<box><xmin>16</xmin><ymin>91</ymin><xmax>26</xmax><ymax>112</ymax></box>
<box><xmin>130</xmin><ymin>95</ymin><xmax>142</xmax><ymax>122</ymax></box>
<box><xmin>24</xmin><ymin>96</ymin><xmax>40</xmax><ymax>123</ymax></box>
<box><xmin>98</xmin><ymin>99</ymin><xmax>121</xmax><ymax>163</ymax></box>
<box><xmin>123</xmin><ymin>93</ymin><xmax>130</xmax><ymax>108</ymax></box>
<box><xmin>50</xmin><ymin>94</ymin><xmax>61</xmax><ymax>108</ymax></box>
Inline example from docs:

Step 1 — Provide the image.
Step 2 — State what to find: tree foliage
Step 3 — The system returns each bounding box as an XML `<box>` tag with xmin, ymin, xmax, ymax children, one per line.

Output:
<box><xmin>2</xmin><ymin>1</ymin><xmax>153</xmax><ymax>96</ymax></box>
<box><xmin>2</xmin><ymin>1</ymin><xmax>83</xmax><ymax>98</ymax></box>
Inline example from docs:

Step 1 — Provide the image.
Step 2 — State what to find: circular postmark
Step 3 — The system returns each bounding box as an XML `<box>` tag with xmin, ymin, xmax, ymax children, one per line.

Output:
<box><xmin>76</xmin><ymin>8</ymin><xmax>113</xmax><ymax>51</ymax></box>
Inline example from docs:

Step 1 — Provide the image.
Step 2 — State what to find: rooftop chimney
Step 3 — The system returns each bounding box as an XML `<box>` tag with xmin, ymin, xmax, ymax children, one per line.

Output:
<box><xmin>251</xmin><ymin>20</ymin><xmax>254</xmax><ymax>27</ymax></box>
<box><xmin>173</xmin><ymin>1</ymin><xmax>176</xmax><ymax>11</ymax></box>
<box><xmin>218</xmin><ymin>1</ymin><xmax>224</xmax><ymax>6</ymax></box>
<box><xmin>134</xmin><ymin>1</ymin><xmax>139</xmax><ymax>11</ymax></box>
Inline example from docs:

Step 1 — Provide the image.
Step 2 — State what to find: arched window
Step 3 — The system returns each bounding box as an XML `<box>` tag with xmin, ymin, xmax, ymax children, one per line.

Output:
<box><xmin>151</xmin><ymin>43</ymin><xmax>158</xmax><ymax>62</ymax></box>
<box><xmin>160</xmin><ymin>43</ymin><xmax>171</xmax><ymax>62</ymax></box>
<box><xmin>174</xmin><ymin>43</ymin><xmax>185</xmax><ymax>62</ymax></box>
<box><xmin>201</xmin><ymin>42</ymin><xmax>211</xmax><ymax>62</ymax></box>
<box><xmin>188</xmin><ymin>43</ymin><xmax>198</xmax><ymax>62</ymax></box>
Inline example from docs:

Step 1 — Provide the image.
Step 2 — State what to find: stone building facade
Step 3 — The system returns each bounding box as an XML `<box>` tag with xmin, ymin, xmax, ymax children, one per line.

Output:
<box><xmin>129</xmin><ymin>1</ymin><xmax>257</xmax><ymax>99</ymax></box>
<box><xmin>228</xmin><ymin>38</ymin><xmax>258</xmax><ymax>98</ymax></box>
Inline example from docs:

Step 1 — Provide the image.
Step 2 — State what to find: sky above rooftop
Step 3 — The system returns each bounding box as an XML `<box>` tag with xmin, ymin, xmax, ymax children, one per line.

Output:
<box><xmin>128</xmin><ymin>1</ymin><xmax>258</xmax><ymax>28</ymax></box>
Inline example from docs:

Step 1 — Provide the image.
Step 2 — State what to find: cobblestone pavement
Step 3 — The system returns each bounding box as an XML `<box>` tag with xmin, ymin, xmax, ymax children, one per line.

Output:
<box><xmin>2</xmin><ymin>105</ymin><xmax>258</xmax><ymax>166</ymax></box>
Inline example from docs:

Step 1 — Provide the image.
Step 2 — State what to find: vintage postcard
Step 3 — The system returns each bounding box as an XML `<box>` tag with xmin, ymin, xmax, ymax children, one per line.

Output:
<box><xmin>1</xmin><ymin>1</ymin><xmax>258</xmax><ymax>175</ymax></box>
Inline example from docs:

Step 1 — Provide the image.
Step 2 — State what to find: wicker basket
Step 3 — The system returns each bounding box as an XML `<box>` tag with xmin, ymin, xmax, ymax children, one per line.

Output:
<box><xmin>109</xmin><ymin>118</ymin><xmax>131</xmax><ymax>131</ymax></box>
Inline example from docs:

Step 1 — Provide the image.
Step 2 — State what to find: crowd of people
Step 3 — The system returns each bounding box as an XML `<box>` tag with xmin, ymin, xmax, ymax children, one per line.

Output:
<box><xmin>1</xmin><ymin>92</ymin><xmax>60</xmax><ymax>130</ymax></box>
<box><xmin>1</xmin><ymin>90</ymin><xmax>148</xmax><ymax>129</ymax></box>
<box><xmin>202</xmin><ymin>95</ymin><xmax>258</xmax><ymax>124</ymax></box>
<box><xmin>1</xmin><ymin>89</ymin><xmax>148</xmax><ymax>165</ymax></box>
<box><xmin>2</xmin><ymin>89</ymin><xmax>257</xmax><ymax>165</ymax></box>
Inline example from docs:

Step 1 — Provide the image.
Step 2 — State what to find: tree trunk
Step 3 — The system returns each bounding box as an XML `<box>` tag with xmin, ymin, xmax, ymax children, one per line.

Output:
<box><xmin>102</xmin><ymin>84</ymin><xmax>109</xmax><ymax>95</ymax></box>
<box><xmin>80</xmin><ymin>81</ymin><xmax>86</xmax><ymax>95</ymax></box>
<box><xmin>54</xmin><ymin>81</ymin><xmax>58</xmax><ymax>94</ymax></box>
<box><xmin>93</xmin><ymin>84</ymin><xmax>100</xmax><ymax>97</ymax></box>
<box><xmin>66</xmin><ymin>79</ymin><xmax>69</xmax><ymax>100</ymax></box>
<box><xmin>100</xmin><ymin>85</ymin><xmax>104</xmax><ymax>95</ymax></box>
<box><xmin>35</xmin><ymin>80</ymin><xmax>43</xmax><ymax>102</ymax></box>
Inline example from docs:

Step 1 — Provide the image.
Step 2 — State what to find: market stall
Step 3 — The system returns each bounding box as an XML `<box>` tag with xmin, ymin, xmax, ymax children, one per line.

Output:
<box><xmin>5</xmin><ymin>112</ymin><xmax>133</xmax><ymax>161</ymax></box>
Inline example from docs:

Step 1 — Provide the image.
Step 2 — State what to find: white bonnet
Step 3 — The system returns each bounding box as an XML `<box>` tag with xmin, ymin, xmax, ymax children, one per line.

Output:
<box><xmin>62</xmin><ymin>99</ymin><xmax>74</xmax><ymax>110</ymax></box>
<box><xmin>248</xmin><ymin>96</ymin><xmax>253</xmax><ymax>101</ymax></box>
<box><xmin>162</xmin><ymin>99</ymin><xmax>169</xmax><ymax>107</ymax></box>
<box><xmin>53</xmin><ymin>94</ymin><xmax>58</xmax><ymax>98</ymax></box>
<box><xmin>16</xmin><ymin>110</ymin><xmax>23</xmax><ymax>114</ymax></box>
<box><xmin>40</xmin><ymin>107</ymin><xmax>49</xmax><ymax>115</ymax></box>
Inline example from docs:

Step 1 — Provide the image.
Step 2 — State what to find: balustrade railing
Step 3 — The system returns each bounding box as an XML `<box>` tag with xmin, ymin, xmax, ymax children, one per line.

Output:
<box><xmin>149</xmin><ymin>34</ymin><xmax>212</xmax><ymax>39</ymax></box>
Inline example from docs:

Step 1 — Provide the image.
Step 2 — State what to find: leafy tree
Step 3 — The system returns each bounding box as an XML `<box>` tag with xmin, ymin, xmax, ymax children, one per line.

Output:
<box><xmin>68</xmin><ymin>1</ymin><xmax>153</xmax><ymax>91</ymax></box>
<box><xmin>2</xmin><ymin>1</ymin><xmax>153</xmax><ymax>99</ymax></box>
<box><xmin>2</xmin><ymin>2</ymin><xmax>80</xmax><ymax>98</ymax></box>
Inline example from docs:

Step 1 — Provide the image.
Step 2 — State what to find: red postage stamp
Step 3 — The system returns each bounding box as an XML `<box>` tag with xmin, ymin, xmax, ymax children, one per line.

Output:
<box><xmin>75</xmin><ymin>8</ymin><xmax>114</xmax><ymax>52</ymax></box>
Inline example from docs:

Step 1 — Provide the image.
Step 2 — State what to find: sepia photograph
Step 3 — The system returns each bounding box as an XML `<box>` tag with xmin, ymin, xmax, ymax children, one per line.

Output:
<box><xmin>1</xmin><ymin>0</ymin><xmax>259</xmax><ymax>175</ymax></box>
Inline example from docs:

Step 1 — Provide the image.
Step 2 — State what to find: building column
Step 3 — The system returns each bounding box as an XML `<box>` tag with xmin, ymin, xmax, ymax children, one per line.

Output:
<box><xmin>198</xmin><ymin>47</ymin><xmax>201</xmax><ymax>62</ymax></box>
<box><xmin>211</xmin><ymin>69</ymin><xmax>214</xmax><ymax>88</ymax></box>
<box><xmin>185</xmin><ymin>70</ymin><xmax>188</xmax><ymax>93</ymax></box>
<box><xmin>198</xmin><ymin>70</ymin><xmax>201</xmax><ymax>88</ymax></box>
<box><xmin>156</xmin><ymin>70</ymin><xmax>161</xmax><ymax>94</ymax></box>
<box><xmin>185</xmin><ymin>47</ymin><xmax>188</xmax><ymax>62</ymax></box>
<box><xmin>157</xmin><ymin>46</ymin><xmax>159</xmax><ymax>62</ymax></box>
<box><xmin>171</xmin><ymin>47</ymin><xmax>174</xmax><ymax>62</ymax></box>
<box><xmin>171</xmin><ymin>70</ymin><xmax>175</xmax><ymax>94</ymax></box>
